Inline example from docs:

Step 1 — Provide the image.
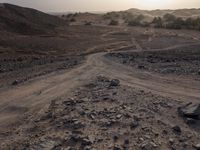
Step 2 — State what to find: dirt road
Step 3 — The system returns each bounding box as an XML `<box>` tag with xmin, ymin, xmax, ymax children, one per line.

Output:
<box><xmin>0</xmin><ymin>45</ymin><xmax>200</xmax><ymax>132</ymax></box>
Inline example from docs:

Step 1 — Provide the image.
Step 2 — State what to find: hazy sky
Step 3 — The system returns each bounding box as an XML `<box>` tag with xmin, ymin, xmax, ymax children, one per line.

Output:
<box><xmin>0</xmin><ymin>0</ymin><xmax>200</xmax><ymax>12</ymax></box>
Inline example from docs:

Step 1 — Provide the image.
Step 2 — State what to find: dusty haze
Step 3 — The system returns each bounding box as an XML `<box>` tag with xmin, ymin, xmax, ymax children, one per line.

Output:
<box><xmin>0</xmin><ymin>0</ymin><xmax>200</xmax><ymax>12</ymax></box>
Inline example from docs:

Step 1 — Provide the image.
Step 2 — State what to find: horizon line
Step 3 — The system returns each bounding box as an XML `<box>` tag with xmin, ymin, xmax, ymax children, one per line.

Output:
<box><xmin>1</xmin><ymin>2</ymin><xmax>200</xmax><ymax>13</ymax></box>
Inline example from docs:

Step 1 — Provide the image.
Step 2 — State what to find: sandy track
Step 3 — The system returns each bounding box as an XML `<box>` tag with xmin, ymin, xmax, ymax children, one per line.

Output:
<box><xmin>0</xmin><ymin>45</ymin><xmax>200</xmax><ymax>131</ymax></box>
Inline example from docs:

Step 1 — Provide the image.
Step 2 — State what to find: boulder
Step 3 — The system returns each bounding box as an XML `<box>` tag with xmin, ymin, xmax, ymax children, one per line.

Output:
<box><xmin>178</xmin><ymin>103</ymin><xmax>200</xmax><ymax>119</ymax></box>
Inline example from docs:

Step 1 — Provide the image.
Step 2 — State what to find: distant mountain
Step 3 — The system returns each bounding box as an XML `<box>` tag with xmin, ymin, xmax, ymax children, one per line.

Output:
<box><xmin>0</xmin><ymin>3</ymin><xmax>66</xmax><ymax>34</ymax></box>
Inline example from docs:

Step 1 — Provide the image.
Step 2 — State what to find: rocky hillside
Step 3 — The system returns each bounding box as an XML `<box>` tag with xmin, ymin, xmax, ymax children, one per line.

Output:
<box><xmin>0</xmin><ymin>3</ymin><xmax>66</xmax><ymax>34</ymax></box>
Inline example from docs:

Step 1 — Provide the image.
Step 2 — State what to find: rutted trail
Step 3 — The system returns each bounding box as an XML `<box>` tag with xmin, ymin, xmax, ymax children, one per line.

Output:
<box><xmin>0</xmin><ymin>47</ymin><xmax>200</xmax><ymax>130</ymax></box>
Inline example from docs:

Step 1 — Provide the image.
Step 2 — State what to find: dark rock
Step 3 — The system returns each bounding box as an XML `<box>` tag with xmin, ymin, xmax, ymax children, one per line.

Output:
<box><xmin>112</xmin><ymin>92</ymin><xmax>117</xmax><ymax>95</ymax></box>
<box><xmin>45</xmin><ymin>112</ymin><xmax>53</xmax><ymax>119</ymax></box>
<box><xmin>17</xmin><ymin>57</ymin><xmax>23</xmax><ymax>62</ymax></box>
<box><xmin>141</xmin><ymin>142</ymin><xmax>158</xmax><ymax>150</ymax></box>
<box><xmin>78</xmin><ymin>110</ymin><xmax>86</xmax><ymax>116</ymax></box>
<box><xmin>63</xmin><ymin>98</ymin><xmax>76</xmax><ymax>106</ymax></box>
<box><xmin>113</xmin><ymin>134</ymin><xmax>119</xmax><ymax>142</ymax></box>
<box><xmin>162</xmin><ymin>130</ymin><xmax>168</xmax><ymax>135</ymax></box>
<box><xmin>105</xmin><ymin>119</ymin><xmax>117</xmax><ymax>127</ymax></box>
<box><xmin>169</xmin><ymin>138</ymin><xmax>174</xmax><ymax>144</ymax></box>
<box><xmin>161</xmin><ymin>68</ymin><xmax>175</xmax><ymax>74</ymax></box>
<box><xmin>113</xmin><ymin>145</ymin><xmax>121</xmax><ymax>150</ymax></box>
<box><xmin>194</xmin><ymin>143</ymin><xmax>200</xmax><ymax>150</ymax></box>
<box><xmin>137</xmin><ymin>65</ymin><xmax>145</xmax><ymax>69</ymax></box>
<box><xmin>110</xmin><ymin>79</ymin><xmax>120</xmax><ymax>86</ymax></box>
<box><xmin>97</xmin><ymin>75</ymin><xmax>109</xmax><ymax>82</ymax></box>
<box><xmin>124</xmin><ymin>139</ymin><xmax>129</xmax><ymax>145</ymax></box>
<box><xmin>183</xmin><ymin>142</ymin><xmax>188</xmax><ymax>148</ymax></box>
<box><xmin>185</xmin><ymin>118</ymin><xmax>197</xmax><ymax>124</ymax></box>
<box><xmin>178</xmin><ymin>103</ymin><xmax>200</xmax><ymax>119</ymax></box>
<box><xmin>88</xmin><ymin>112</ymin><xmax>96</xmax><ymax>120</ymax></box>
<box><xmin>69</xmin><ymin>134</ymin><xmax>93</xmax><ymax>146</ymax></box>
<box><xmin>12</xmin><ymin>80</ymin><xmax>20</xmax><ymax>85</ymax></box>
<box><xmin>83</xmin><ymin>146</ymin><xmax>91</xmax><ymax>150</ymax></box>
<box><xmin>64</xmin><ymin>119</ymin><xmax>85</xmax><ymax>129</ymax></box>
<box><xmin>133</xmin><ymin>115</ymin><xmax>140</xmax><ymax>121</ymax></box>
<box><xmin>69</xmin><ymin>134</ymin><xmax>82</xmax><ymax>143</ymax></box>
<box><xmin>0</xmin><ymin>68</ymin><xmax>5</xmax><ymax>73</ymax></box>
<box><xmin>32</xmin><ymin>139</ymin><xmax>60</xmax><ymax>150</ymax></box>
<box><xmin>122</xmin><ymin>60</ymin><xmax>127</xmax><ymax>64</ymax></box>
<box><xmin>130</xmin><ymin>121</ymin><xmax>139</xmax><ymax>129</ymax></box>
<box><xmin>82</xmin><ymin>137</ymin><xmax>93</xmax><ymax>146</ymax></box>
<box><xmin>116</xmin><ymin>114</ymin><xmax>122</xmax><ymax>119</ymax></box>
<box><xmin>172</xmin><ymin>125</ymin><xmax>181</xmax><ymax>133</ymax></box>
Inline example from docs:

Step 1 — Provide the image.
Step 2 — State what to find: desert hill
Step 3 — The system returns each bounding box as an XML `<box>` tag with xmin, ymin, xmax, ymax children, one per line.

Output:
<box><xmin>61</xmin><ymin>7</ymin><xmax>200</xmax><ymax>27</ymax></box>
<box><xmin>0</xmin><ymin>3</ymin><xmax>66</xmax><ymax>34</ymax></box>
<box><xmin>127</xmin><ymin>8</ymin><xmax>200</xmax><ymax>18</ymax></box>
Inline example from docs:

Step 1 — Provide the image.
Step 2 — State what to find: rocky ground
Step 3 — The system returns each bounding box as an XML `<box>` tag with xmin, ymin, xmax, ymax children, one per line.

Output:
<box><xmin>1</xmin><ymin>25</ymin><xmax>200</xmax><ymax>150</ymax></box>
<box><xmin>1</xmin><ymin>25</ymin><xmax>200</xmax><ymax>88</ymax></box>
<box><xmin>1</xmin><ymin>4</ymin><xmax>200</xmax><ymax>149</ymax></box>
<box><xmin>106</xmin><ymin>44</ymin><xmax>200</xmax><ymax>77</ymax></box>
<box><xmin>0</xmin><ymin>53</ymin><xmax>83</xmax><ymax>87</ymax></box>
<box><xmin>1</xmin><ymin>76</ymin><xmax>200</xmax><ymax>150</ymax></box>
<box><xmin>0</xmin><ymin>25</ymin><xmax>116</xmax><ymax>87</ymax></box>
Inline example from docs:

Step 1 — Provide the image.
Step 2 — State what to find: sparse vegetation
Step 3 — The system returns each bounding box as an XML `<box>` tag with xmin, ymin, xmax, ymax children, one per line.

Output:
<box><xmin>100</xmin><ymin>11</ymin><xmax>199</xmax><ymax>31</ymax></box>
<box><xmin>104</xmin><ymin>12</ymin><xmax>120</xmax><ymax>20</ymax></box>
<box><xmin>152</xmin><ymin>17</ymin><xmax>163</xmax><ymax>28</ymax></box>
<box><xmin>127</xmin><ymin>14</ymin><xmax>149</xmax><ymax>27</ymax></box>
<box><xmin>151</xmin><ymin>14</ymin><xmax>200</xmax><ymax>30</ymax></box>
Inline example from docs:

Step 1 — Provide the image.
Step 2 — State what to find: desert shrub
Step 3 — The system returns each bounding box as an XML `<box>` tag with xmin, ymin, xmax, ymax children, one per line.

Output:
<box><xmin>122</xmin><ymin>12</ymin><xmax>134</xmax><ymax>21</ymax></box>
<box><xmin>195</xmin><ymin>18</ymin><xmax>200</xmax><ymax>30</ymax></box>
<box><xmin>185</xmin><ymin>18</ymin><xmax>195</xmax><ymax>29</ymax></box>
<box><xmin>127</xmin><ymin>15</ymin><xmax>145</xmax><ymax>26</ymax></box>
<box><xmin>141</xmin><ymin>21</ymin><xmax>150</xmax><ymax>27</ymax></box>
<box><xmin>128</xmin><ymin>20</ymin><xmax>140</xmax><ymax>26</ymax></box>
<box><xmin>152</xmin><ymin>17</ymin><xmax>163</xmax><ymax>28</ymax></box>
<box><xmin>66</xmin><ymin>13</ymin><xmax>74</xmax><ymax>18</ymax></box>
<box><xmin>164</xmin><ymin>17</ymin><xmax>183</xmax><ymax>29</ymax></box>
<box><xmin>162</xmin><ymin>14</ymin><xmax>183</xmax><ymax>29</ymax></box>
<box><xmin>104</xmin><ymin>12</ymin><xmax>120</xmax><ymax>20</ymax></box>
<box><xmin>109</xmin><ymin>20</ymin><xmax>119</xmax><ymax>26</ymax></box>
<box><xmin>135</xmin><ymin>14</ymin><xmax>145</xmax><ymax>22</ymax></box>
<box><xmin>185</xmin><ymin>17</ymin><xmax>200</xmax><ymax>30</ymax></box>
<box><xmin>163</xmin><ymin>13</ymin><xmax>176</xmax><ymax>22</ymax></box>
